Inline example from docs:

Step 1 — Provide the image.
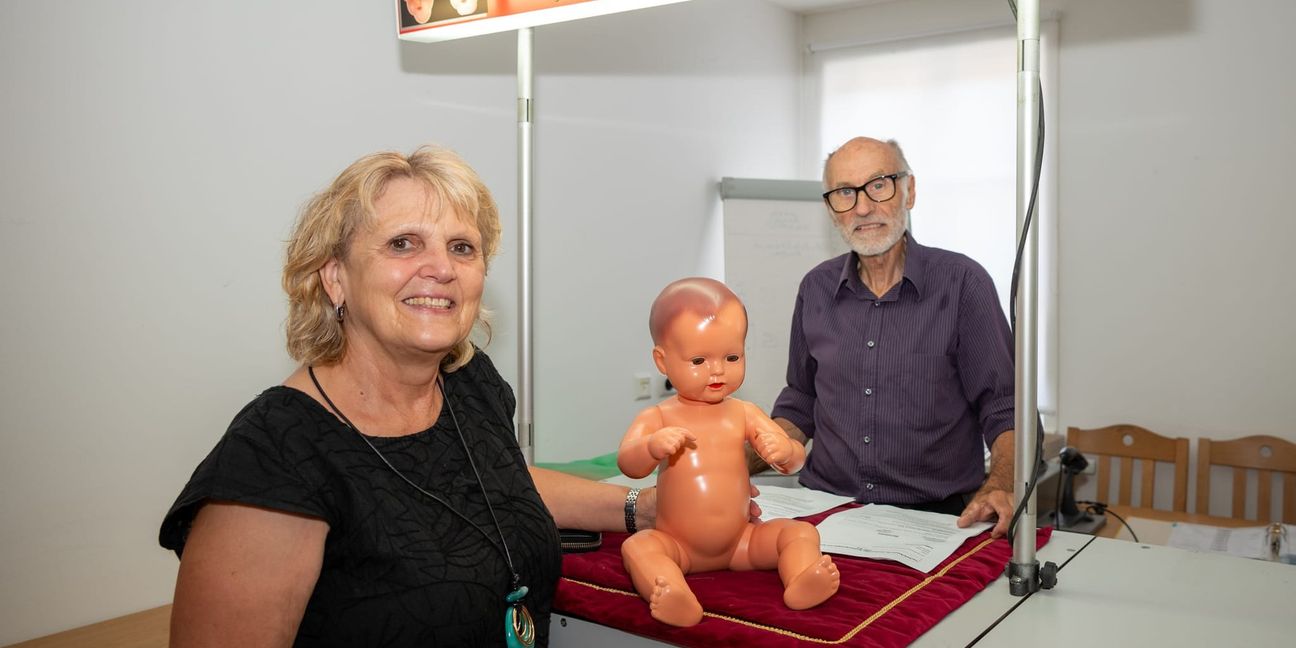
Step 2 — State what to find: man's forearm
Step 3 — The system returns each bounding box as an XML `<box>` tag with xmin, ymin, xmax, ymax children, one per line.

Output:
<box><xmin>982</xmin><ymin>430</ymin><xmax>1015</xmax><ymax>493</ymax></box>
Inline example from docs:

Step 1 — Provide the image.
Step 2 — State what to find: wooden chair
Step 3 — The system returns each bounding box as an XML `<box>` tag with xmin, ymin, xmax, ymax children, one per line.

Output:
<box><xmin>1066</xmin><ymin>424</ymin><xmax>1189</xmax><ymax>512</ymax></box>
<box><xmin>1196</xmin><ymin>435</ymin><xmax>1296</xmax><ymax>523</ymax></box>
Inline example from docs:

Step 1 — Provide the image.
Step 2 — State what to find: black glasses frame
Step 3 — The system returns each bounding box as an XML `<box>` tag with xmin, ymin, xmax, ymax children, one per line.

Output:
<box><xmin>822</xmin><ymin>171</ymin><xmax>911</xmax><ymax>213</ymax></box>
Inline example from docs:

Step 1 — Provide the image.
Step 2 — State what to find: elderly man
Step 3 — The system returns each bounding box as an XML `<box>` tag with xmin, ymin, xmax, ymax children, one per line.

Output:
<box><xmin>753</xmin><ymin>136</ymin><xmax>1016</xmax><ymax>536</ymax></box>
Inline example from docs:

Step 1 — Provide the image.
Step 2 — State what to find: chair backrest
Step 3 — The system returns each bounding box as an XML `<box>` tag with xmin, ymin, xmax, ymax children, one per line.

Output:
<box><xmin>1066</xmin><ymin>424</ymin><xmax>1189</xmax><ymax>512</ymax></box>
<box><xmin>1196</xmin><ymin>435</ymin><xmax>1296</xmax><ymax>523</ymax></box>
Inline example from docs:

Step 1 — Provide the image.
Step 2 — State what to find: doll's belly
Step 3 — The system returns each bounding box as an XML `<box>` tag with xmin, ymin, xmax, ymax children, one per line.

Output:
<box><xmin>656</xmin><ymin>482</ymin><xmax>750</xmax><ymax>566</ymax></box>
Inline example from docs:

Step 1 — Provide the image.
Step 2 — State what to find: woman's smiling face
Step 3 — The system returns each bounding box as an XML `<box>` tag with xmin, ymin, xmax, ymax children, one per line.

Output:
<box><xmin>323</xmin><ymin>176</ymin><xmax>486</xmax><ymax>365</ymax></box>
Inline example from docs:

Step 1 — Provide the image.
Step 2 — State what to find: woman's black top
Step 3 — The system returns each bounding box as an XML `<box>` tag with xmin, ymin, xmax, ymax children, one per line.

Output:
<box><xmin>160</xmin><ymin>352</ymin><xmax>562</xmax><ymax>647</ymax></box>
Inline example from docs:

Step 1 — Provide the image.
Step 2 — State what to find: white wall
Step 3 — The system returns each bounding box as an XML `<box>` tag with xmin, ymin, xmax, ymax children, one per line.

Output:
<box><xmin>529</xmin><ymin>4</ymin><xmax>802</xmax><ymax>463</ymax></box>
<box><xmin>0</xmin><ymin>0</ymin><xmax>800</xmax><ymax>642</ymax></box>
<box><xmin>1053</xmin><ymin>0</ymin><xmax>1296</xmax><ymax>437</ymax></box>
<box><xmin>804</xmin><ymin>0</ymin><xmax>1296</xmax><ymax>512</ymax></box>
<box><xmin>1055</xmin><ymin>0</ymin><xmax>1296</xmax><ymax>513</ymax></box>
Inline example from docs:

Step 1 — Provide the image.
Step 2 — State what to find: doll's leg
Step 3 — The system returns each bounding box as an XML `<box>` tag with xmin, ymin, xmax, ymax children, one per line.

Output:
<box><xmin>746</xmin><ymin>519</ymin><xmax>840</xmax><ymax>610</ymax></box>
<box><xmin>621</xmin><ymin>530</ymin><xmax>704</xmax><ymax>627</ymax></box>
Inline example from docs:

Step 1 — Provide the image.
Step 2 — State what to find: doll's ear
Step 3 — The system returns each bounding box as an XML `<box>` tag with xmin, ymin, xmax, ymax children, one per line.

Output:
<box><xmin>652</xmin><ymin>346</ymin><xmax>668</xmax><ymax>375</ymax></box>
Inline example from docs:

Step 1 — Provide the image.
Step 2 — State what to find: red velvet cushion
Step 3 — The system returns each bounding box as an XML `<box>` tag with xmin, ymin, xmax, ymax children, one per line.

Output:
<box><xmin>556</xmin><ymin>505</ymin><xmax>1053</xmax><ymax>647</ymax></box>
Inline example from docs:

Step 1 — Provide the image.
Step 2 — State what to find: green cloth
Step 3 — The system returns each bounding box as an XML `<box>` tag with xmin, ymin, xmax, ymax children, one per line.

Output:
<box><xmin>535</xmin><ymin>452</ymin><xmax>622</xmax><ymax>480</ymax></box>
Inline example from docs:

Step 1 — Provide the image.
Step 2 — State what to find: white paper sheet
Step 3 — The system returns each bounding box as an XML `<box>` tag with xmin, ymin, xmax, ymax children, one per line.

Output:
<box><xmin>1167</xmin><ymin>522</ymin><xmax>1294</xmax><ymax>561</ymax></box>
<box><xmin>753</xmin><ymin>485</ymin><xmax>856</xmax><ymax>521</ymax></box>
<box><xmin>814</xmin><ymin>504</ymin><xmax>992</xmax><ymax>573</ymax></box>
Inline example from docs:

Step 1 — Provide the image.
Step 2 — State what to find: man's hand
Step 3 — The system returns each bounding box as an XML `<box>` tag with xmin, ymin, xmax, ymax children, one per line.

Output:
<box><xmin>959</xmin><ymin>431</ymin><xmax>1015</xmax><ymax>537</ymax></box>
<box><xmin>647</xmin><ymin>426</ymin><xmax>696</xmax><ymax>460</ymax></box>
<box><xmin>957</xmin><ymin>486</ymin><xmax>1014</xmax><ymax>537</ymax></box>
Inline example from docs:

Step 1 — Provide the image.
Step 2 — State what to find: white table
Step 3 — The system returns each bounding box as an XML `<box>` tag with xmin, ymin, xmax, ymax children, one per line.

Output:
<box><xmin>979</xmin><ymin>536</ymin><xmax>1296</xmax><ymax>646</ymax></box>
<box><xmin>552</xmin><ymin>531</ymin><xmax>1296</xmax><ymax>646</ymax></box>
<box><xmin>906</xmin><ymin>531</ymin><xmax>1089</xmax><ymax>648</ymax></box>
<box><xmin>552</xmin><ymin>531</ymin><xmax>1090</xmax><ymax>646</ymax></box>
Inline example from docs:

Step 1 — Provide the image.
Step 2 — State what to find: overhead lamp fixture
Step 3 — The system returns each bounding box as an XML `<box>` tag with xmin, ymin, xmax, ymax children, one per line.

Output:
<box><xmin>397</xmin><ymin>0</ymin><xmax>694</xmax><ymax>44</ymax></box>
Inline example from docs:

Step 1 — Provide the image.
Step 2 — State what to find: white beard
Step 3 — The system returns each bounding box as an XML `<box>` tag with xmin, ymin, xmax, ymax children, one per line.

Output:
<box><xmin>837</xmin><ymin>209</ymin><xmax>910</xmax><ymax>257</ymax></box>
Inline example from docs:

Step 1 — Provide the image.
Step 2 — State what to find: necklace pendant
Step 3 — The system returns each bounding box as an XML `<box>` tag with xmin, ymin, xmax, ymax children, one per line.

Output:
<box><xmin>504</xmin><ymin>585</ymin><xmax>535</xmax><ymax>648</ymax></box>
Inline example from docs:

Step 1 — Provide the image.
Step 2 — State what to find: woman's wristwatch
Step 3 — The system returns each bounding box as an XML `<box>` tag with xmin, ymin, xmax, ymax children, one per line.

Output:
<box><xmin>624</xmin><ymin>487</ymin><xmax>642</xmax><ymax>534</ymax></box>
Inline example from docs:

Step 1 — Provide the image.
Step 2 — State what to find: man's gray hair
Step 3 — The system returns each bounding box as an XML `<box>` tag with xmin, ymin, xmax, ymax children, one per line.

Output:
<box><xmin>822</xmin><ymin>138</ymin><xmax>912</xmax><ymax>186</ymax></box>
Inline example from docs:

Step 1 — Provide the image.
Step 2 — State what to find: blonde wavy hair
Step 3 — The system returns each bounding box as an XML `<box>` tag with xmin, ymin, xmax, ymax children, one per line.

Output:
<box><xmin>282</xmin><ymin>145</ymin><xmax>501</xmax><ymax>371</ymax></box>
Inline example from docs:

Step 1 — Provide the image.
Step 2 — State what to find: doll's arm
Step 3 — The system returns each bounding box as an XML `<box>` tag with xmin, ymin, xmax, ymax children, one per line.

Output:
<box><xmin>744</xmin><ymin>401</ymin><xmax>806</xmax><ymax>474</ymax></box>
<box><xmin>617</xmin><ymin>407</ymin><xmax>697</xmax><ymax>478</ymax></box>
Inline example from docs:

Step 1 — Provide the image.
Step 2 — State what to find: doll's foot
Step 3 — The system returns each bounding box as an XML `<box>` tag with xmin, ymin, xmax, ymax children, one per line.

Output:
<box><xmin>649</xmin><ymin>576</ymin><xmax>704</xmax><ymax>627</ymax></box>
<box><xmin>783</xmin><ymin>555</ymin><xmax>840</xmax><ymax>610</ymax></box>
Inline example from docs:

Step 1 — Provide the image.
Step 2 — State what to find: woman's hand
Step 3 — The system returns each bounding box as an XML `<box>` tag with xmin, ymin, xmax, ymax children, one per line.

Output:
<box><xmin>633</xmin><ymin>486</ymin><xmax>656</xmax><ymax>530</ymax></box>
<box><xmin>633</xmin><ymin>483</ymin><xmax>763</xmax><ymax>529</ymax></box>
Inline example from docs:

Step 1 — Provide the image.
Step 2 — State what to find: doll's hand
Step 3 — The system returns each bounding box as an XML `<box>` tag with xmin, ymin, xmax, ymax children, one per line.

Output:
<box><xmin>754</xmin><ymin>429</ymin><xmax>793</xmax><ymax>469</ymax></box>
<box><xmin>648</xmin><ymin>427</ymin><xmax>697</xmax><ymax>460</ymax></box>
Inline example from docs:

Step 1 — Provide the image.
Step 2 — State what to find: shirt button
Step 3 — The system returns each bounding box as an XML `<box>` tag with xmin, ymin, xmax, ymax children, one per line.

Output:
<box><xmin>866</xmin><ymin>483</ymin><xmax>875</xmax><ymax>490</ymax></box>
<box><xmin>867</xmin><ymin>340</ymin><xmax>875</xmax><ymax>348</ymax></box>
<box><xmin>864</xmin><ymin>388</ymin><xmax>873</xmax><ymax>396</ymax></box>
<box><xmin>864</xmin><ymin>435</ymin><xmax>871</xmax><ymax>444</ymax></box>
<box><xmin>873</xmin><ymin>301</ymin><xmax>881</xmax><ymax>307</ymax></box>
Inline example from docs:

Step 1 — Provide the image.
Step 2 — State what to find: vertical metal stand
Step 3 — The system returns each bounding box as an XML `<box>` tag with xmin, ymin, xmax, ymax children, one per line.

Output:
<box><xmin>1008</xmin><ymin>0</ymin><xmax>1042</xmax><ymax>596</ymax></box>
<box><xmin>517</xmin><ymin>27</ymin><xmax>535</xmax><ymax>464</ymax></box>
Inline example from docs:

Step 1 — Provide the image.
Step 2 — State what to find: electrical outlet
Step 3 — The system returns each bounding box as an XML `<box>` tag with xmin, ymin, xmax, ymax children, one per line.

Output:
<box><xmin>633</xmin><ymin>373</ymin><xmax>652</xmax><ymax>400</ymax></box>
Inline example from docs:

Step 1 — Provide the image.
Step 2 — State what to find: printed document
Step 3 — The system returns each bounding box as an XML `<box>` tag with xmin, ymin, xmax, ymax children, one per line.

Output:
<box><xmin>754</xmin><ymin>485</ymin><xmax>855</xmax><ymax>521</ymax></box>
<box><xmin>815</xmin><ymin>504</ymin><xmax>992</xmax><ymax>573</ymax></box>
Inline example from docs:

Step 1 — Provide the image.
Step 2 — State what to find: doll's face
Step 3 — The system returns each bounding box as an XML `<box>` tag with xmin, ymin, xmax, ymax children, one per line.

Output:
<box><xmin>652</xmin><ymin>302</ymin><xmax>747</xmax><ymax>405</ymax></box>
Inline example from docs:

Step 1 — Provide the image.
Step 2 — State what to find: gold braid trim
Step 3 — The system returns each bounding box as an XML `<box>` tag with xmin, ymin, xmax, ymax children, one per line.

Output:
<box><xmin>560</xmin><ymin>535</ymin><xmax>998</xmax><ymax>645</ymax></box>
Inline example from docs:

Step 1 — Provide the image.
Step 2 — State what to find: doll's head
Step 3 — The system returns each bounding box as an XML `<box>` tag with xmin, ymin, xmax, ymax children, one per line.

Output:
<box><xmin>649</xmin><ymin>278</ymin><xmax>748</xmax><ymax>404</ymax></box>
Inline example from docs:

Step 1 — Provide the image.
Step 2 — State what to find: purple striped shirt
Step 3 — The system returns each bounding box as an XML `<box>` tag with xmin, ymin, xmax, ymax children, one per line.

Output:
<box><xmin>771</xmin><ymin>235</ymin><xmax>1015</xmax><ymax>504</ymax></box>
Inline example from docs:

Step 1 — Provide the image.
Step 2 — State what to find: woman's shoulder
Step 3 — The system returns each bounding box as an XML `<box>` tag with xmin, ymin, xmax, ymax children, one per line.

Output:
<box><xmin>226</xmin><ymin>385</ymin><xmax>335</xmax><ymax>442</ymax></box>
<box><xmin>449</xmin><ymin>348</ymin><xmax>514</xmax><ymax>405</ymax></box>
<box><xmin>197</xmin><ymin>385</ymin><xmax>357</xmax><ymax>493</ymax></box>
<box><xmin>454</xmin><ymin>347</ymin><xmax>504</xmax><ymax>381</ymax></box>
<box><xmin>159</xmin><ymin>386</ymin><xmax>340</xmax><ymax>553</ymax></box>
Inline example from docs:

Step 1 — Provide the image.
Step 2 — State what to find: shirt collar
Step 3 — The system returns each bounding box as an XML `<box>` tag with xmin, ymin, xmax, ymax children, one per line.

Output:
<box><xmin>835</xmin><ymin>232</ymin><xmax>929</xmax><ymax>301</ymax></box>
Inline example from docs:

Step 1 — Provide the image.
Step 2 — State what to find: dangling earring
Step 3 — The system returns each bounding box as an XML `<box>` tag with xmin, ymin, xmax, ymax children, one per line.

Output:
<box><xmin>335</xmin><ymin>304</ymin><xmax>346</xmax><ymax>323</ymax></box>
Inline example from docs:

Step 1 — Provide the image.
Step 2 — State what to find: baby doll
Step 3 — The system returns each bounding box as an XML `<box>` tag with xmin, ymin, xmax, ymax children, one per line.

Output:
<box><xmin>617</xmin><ymin>277</ymin><xmax>839</xmax><ymax>627</ymax></box>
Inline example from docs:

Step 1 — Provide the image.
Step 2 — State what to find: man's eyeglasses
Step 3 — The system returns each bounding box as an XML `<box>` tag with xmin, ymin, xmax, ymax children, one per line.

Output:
<box><xmin>822</xmin><ymin>171</ymin><xmax>910</xmax><ymax>213</ymax></box>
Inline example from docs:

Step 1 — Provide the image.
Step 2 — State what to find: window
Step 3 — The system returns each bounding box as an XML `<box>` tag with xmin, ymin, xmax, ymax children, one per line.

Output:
<box><xmin>806</xmin><ymin>22</ymin><xmax>1058</xmax><ymax>425</ymax></box>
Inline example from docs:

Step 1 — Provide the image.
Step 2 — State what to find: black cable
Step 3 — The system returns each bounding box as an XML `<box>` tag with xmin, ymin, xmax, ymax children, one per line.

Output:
<box><xmin>1053</xmin><ymin>464</ymin><xmax>1064</xmax><ymax>527</ymax></box>
<box><xmin>1078</xmin><ymin>500</ymin><xmax>1139</xmax><ymax>543</ymax></box>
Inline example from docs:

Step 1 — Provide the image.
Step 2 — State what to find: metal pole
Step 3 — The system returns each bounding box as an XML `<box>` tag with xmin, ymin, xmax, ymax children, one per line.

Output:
<box><xmin>1008</xmin><ymin>0</ymin><xmax>1041</xmax><ymax>596</ymax></box>
<box><xmin>517</xmin><ymin>27</ymin><xmax>535</xmax><ymax>464</ymax></box>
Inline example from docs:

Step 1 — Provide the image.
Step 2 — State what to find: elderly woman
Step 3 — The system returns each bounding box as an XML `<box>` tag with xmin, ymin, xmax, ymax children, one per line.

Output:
<box><xmin>159</xmin><ymin>145</ymin><xmax>653</xmax><ymax>647</ymax></box>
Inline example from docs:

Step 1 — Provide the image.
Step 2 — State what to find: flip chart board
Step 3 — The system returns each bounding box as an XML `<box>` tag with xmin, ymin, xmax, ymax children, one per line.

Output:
<box><xmin>721</xmin><ymin>178</ymin><xmax>847</xmax><ymax>411</ymax></box>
